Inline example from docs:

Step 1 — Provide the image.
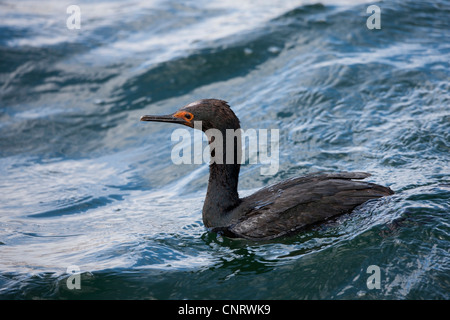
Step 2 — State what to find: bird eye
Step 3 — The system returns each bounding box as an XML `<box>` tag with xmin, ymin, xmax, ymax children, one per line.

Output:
<box><xmin>184</xmin><ymin>113</ymin><xmax>193</xmax><ymax>120</ymax></box>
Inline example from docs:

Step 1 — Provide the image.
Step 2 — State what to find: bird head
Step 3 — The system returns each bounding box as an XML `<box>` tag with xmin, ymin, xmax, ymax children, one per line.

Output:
<box><xmin>140</xmin><ymin>99</ymin><xmax>240</xmax><ymax>132</ymax></box>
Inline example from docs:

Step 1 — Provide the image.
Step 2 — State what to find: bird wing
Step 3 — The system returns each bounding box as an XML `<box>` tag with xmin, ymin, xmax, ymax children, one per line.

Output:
<box><xmin>228</xmin><ymin>172</ymin><xmax>393</xmax><ymax>240</ymax></box>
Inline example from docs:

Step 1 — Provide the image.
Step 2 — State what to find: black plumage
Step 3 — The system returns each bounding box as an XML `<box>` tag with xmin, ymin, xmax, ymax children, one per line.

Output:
<box><xmin>141</xmin><ymin>99</ymin><xmax>393</xmax><ymax>240</ymax></box>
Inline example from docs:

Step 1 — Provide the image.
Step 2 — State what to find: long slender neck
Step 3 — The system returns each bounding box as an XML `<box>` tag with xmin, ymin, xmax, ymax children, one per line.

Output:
<box><xmin>202</xmin><ymin>128</ymin><xmax>241</xmax><ymax>228</ymax></box>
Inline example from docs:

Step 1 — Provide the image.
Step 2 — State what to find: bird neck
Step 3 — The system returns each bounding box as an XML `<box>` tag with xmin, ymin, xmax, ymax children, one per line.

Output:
<box><xmin>202</xmin><ymin>129</ymin><xmax>241</xmax><ymax>228</ymax></box>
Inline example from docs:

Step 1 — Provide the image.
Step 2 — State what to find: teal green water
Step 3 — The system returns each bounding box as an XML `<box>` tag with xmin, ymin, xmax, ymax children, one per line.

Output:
<box><xmin>0</xmin><ymin>0</ymin><xmax>449</xmax><ymax>299</ymax></box>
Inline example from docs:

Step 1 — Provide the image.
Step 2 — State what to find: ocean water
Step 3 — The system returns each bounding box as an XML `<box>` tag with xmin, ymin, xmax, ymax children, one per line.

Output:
<box><xmin>0</xmin><ymin>0</ymin><xmax>449</xmax><ymax>300</ymax></box>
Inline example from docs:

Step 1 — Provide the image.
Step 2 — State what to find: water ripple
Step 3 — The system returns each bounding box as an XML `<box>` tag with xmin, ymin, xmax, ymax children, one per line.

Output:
<box><xmin>1</xmin><ymin>0</ymin><xmax>449</xmax><ymax>299</ymax></box>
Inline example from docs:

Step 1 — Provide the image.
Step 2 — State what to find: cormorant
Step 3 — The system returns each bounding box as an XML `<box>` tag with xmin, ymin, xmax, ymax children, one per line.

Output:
<box><xmin>141</xmin><ymin>99</ymin><xmax>393</xmax><ymax>240</ymax></box>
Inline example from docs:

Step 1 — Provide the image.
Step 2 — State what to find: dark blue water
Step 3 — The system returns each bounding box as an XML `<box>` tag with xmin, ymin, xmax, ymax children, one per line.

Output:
<box><xmin>1</xmin><ymin>0</ymin><xmax>449</xmax><ymax>299</ymax></box>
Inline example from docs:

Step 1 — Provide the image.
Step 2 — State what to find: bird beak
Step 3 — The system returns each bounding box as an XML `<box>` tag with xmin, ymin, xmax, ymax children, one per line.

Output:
<box><xmin>140</xmin><ymin>114</ymin><xmax>187</xmax><ymax>125</ymax></box>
